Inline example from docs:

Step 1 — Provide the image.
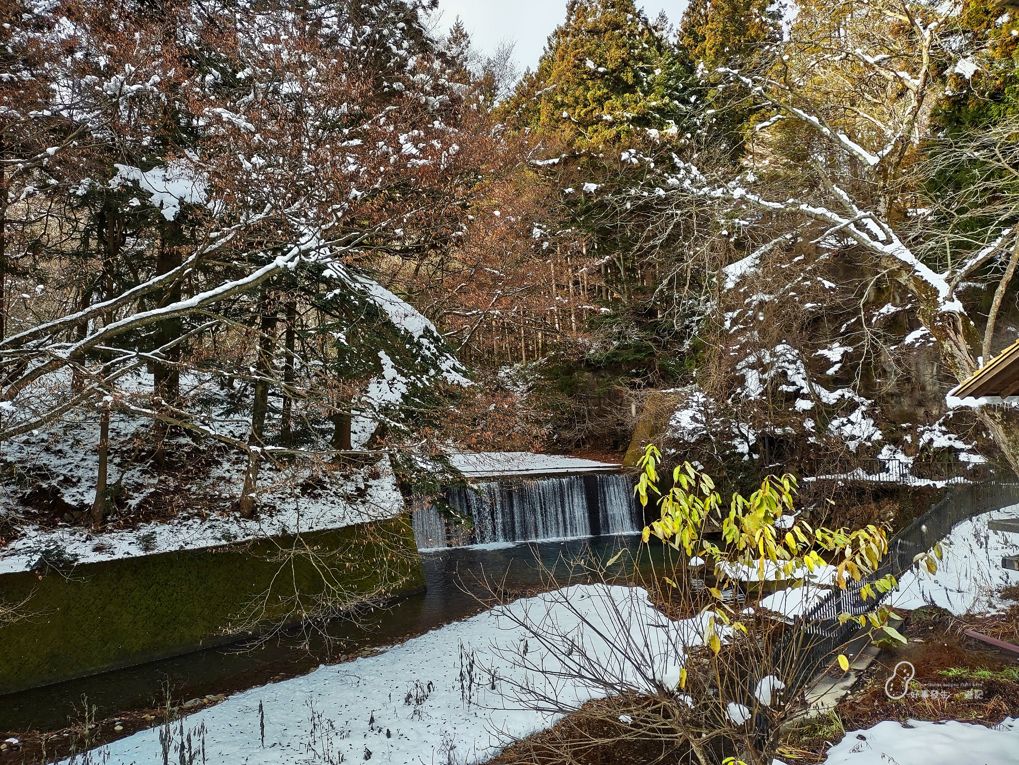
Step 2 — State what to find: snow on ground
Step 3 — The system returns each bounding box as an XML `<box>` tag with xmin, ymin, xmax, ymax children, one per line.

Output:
<box><xmin>448</xmin><ymin>452</ymin><xmax>620</xmax><ymax>478</ymax></box>
<box><xmin>758</xmin><ymin>583</ymin><xmax>832</xmax><ymax>619</ymax></box>
<box><xmin>0</xmin><ymin>301</ymin><xmax>462</xmax><ymax>573</ymax></box>
<box><xmin>720</xmin><ymin>561</ymin><xmax>836</xmax><ymax>620</ymax></box>
<box><xmin>953</xmin><ymin>56</ymin><xmax>980</xmax><ymax>80</ymax></box>
<box><xmin>718</xmin><ymin>560</ymin><xmax>837</xmax><ymax>586</ymax></box>
<box><xmin>0</xmin><ymin>458</ymin><xmax>403</xmax><ymax>576</ymax></box>
<box><xmin>667</xmin><ymin>387</ymin><xmax>713</xmax><ymax>443</ymax></box>
<box><xmin>753</xmin><ymin>503</ymin><xmax>1019</xmax><ymax>620</ymax></box>
<box><xmin>889</xmin><ymin>503</ymin><xmax>1019</xmax><ymax>615</ymax></box>
<box><xmin>802</xmin><ymin>718</ymin><xmax>1019</xmax><ymax>765</ymax></box>
<box><xmin>63</xmin><ymin>585</ymin><xmax>705</xmax><ymax>765</ymax></box>
<box><xmin>704</xmin><ymin>342</ymin><xmax>885</xmax><ymax>457</ymax></box>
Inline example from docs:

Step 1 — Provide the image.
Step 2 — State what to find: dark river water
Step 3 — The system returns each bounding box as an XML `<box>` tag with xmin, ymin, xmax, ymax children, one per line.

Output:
<box><xmin>0</xmin><ymin>534</ymin><xmax>653</xmax><ymax>737</ymax></box>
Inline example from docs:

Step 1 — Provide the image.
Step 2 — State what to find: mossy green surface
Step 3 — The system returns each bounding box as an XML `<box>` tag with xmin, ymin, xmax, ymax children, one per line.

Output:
<box><xmin>0</xmin><ymin>515</ymin><xmax>422</xmax><ymax>694</ymax></box>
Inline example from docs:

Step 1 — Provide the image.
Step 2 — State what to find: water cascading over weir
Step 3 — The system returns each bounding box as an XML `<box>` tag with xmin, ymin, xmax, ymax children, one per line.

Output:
<box><xmin>412</xmin><ymin>453</ymin><xmax>642</xmax><ymax>550</ymax></box>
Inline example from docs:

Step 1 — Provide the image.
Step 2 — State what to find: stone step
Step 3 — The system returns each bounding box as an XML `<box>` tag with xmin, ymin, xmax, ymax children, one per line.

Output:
<box><xmin>799</xmin><ymin>643</ymin><xmax>882</xmax><ymax>717</ymax></box>
<box><xmin>851</xmin><ymin>644</ymin><xmax>881</xmax><ymax>672</ymax></box>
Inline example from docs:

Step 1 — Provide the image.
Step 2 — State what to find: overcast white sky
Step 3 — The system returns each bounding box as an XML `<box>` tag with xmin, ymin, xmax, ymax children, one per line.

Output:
<box><xmin>430</xmin><ymin>1</ymin><xmax>689</xmax><ymax>73</ymax></box>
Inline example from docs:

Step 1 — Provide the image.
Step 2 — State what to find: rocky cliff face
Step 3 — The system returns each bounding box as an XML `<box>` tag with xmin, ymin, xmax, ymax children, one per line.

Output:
<box><xmin>631</xmin><ymin>244</ymin><xmax>1008</xmax><ymax>484</ymax></box>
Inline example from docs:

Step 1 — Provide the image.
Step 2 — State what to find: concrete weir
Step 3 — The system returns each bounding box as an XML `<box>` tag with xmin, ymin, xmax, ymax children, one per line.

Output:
<box><xmin>412</xmin><ymin>453</ymin><xmax>640</xmax><ymax>550</ymax></box>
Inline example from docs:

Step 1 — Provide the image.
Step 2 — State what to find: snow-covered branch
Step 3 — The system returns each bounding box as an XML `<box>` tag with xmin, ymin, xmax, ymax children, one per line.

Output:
<box><xmin>710</xmin><ymin>183</ymin><xmax>962</xmax><ymax>314</ymax></box>
<box><xmin>718</xmin><ymin>68</ymin><xmax>883</xmax><ymax>168</ymax></box>
<box><xmin>949</xmin><ymin>226</ymin><xmax>1019</xmax><ymax>290</ymax></box>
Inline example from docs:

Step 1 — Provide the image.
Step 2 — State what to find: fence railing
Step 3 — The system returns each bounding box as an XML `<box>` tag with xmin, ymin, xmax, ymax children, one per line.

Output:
<box><xmin>802</xmin><ymin>457</ymin><xmax>998</xmax><ymax>487</ymax></box>
<box><xmin>781</xmin><ymin>481</ymin><xmax>1019</xmax><ymax>693</ymax></box>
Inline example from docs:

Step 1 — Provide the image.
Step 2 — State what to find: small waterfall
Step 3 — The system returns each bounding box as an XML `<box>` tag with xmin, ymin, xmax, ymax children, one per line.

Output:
<box><xmin>412</xmin><ymin>503</ymin><xmax>449</xmax><ymax>550</ymax></box>
<box><xmin>412</xmin><ymin>473</ymin><xmax>641</xmax><ymax>550</ymax></box>
<box><xmin>598</xmin><ymin>473</ymin><xmax>640</xmax><ymax>536</ymax></box>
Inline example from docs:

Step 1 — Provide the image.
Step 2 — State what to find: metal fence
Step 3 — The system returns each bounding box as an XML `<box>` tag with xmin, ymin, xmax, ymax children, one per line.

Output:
<box><xmin>803</xmin><ymin>457</ymin><xmax>997</xmax><ymax>487</ymax></box>
<box><xmin>781</xmin><ymin>481</ymin><xmax>1019</xmax><ymax>693</ymax></box>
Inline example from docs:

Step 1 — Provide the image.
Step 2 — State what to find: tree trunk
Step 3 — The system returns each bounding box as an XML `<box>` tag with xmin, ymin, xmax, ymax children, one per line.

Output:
<box><xmin>96</xmin><ymin>204</ymin><xmax>124</xmax><ymax>327</ymax></box>
<box><xmin>91</xmin><ymin>403</ymin><xmax>111</xmax><ymax>528</ymax></box>
<box><xmin>152</xmin><ymin>226</ymin><xmax>183</xmax><ymax>461</ymax></box>
<box><xmin>972</xmin><ymin>404</ymin><xmax>1019</xmax><ymax>478</ymax></box>
<box><xmin>238</xmin><ymin>449</ymin><xmax>261</xmax><ymax>519</ymax></box>
<box><xmin>983</xmin><ymin>238</ymin><xmax>1019</xmax><ymax>363</ymax></box>
<box><xmin>239</xmin><ymin>292</ymin><xmax>278</xmax><ymax>518</ymax></box>
<box><xmin>933</xmin><ymin>310</ymin><xmax>1019</xmax><ymax>476</ymax></box>
<box><xmin>0</xmin><ymin>136</ymin><xmax>7</xmax><ymax>343</ymax></box>
<box><xmin>0</xmin><ymin>138</ymin><xmax>6</xmax><ymax>448</ymax></box>
<box><xmin>331</xmin><ymin>409</ymin><xmax>352</xmax><ymax>452</ymax></box>
<box><xmin>71</xmin><ymin>271</ymin><xmax>93</xmax><ymax>394</ymax></box>
<box><xmin>280</xmin><ymin>298</ymin><xmax>297</xmax><ymax>445</ymax></box>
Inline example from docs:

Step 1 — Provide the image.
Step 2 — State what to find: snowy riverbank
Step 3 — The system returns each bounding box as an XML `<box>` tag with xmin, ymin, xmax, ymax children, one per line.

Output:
<box><xmin>889</xmin><ymin>502</ymin><xmax>1019</xmax><ymax>615</ymax></box>
<box><xmin>60</xmin><ymin>580</ymin><xmax>1019</xmax><ymax>765</ymax></box>
<box><xmin>61</xmin><ymin>584</ymin><xmax>704</xmax><ymax>765</ymax></box>
<box><xmin>0</xmin><ymin>458</ymin><xmax>404</xmax><ymax>576</ymax></box>
<box><xmin>1</xmin><ymin>450</ymin><xmax>622</xmax><ymax>575</ymax></box>
<box><xmin>750</xmin><ymin>502</ymin><xmax>1019</xmax><ymax>621</ymax></box>
<box><xmin>52</xmin><ymin>494</ymin><xmax>1019</xmax><ymax>764</ymax></box>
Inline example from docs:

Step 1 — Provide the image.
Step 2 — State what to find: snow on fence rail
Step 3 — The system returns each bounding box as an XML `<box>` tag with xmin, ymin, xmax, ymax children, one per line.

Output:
<box><xmin>802</xmin><ymin>457</ymin><xmax>995</xmax><ymax>487</ymax></box>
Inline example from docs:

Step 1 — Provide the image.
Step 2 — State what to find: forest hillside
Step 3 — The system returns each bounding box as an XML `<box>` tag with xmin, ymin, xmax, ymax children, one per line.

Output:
<box><xmin>2</xmin><ymin>0</ymin><xmax>1018</xmax><ymax>545</ymax></box>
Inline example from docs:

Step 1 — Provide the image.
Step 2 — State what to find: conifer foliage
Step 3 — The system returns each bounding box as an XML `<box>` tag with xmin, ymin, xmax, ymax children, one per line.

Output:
<box><xmin>506</xmin><ymin>0</ymin><xmax>690</xmax><ymax>149</ymax></box>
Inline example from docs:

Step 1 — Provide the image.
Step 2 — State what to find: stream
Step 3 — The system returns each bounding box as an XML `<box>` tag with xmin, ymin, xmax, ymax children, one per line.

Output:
<box><xmin>0</xmin><ymin>534</ymin><xmax>650</xmax><ymax>738</ymax></box>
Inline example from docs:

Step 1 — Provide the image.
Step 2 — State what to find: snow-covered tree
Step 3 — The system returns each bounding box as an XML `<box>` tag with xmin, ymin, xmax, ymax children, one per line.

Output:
<box><xmin>0</xmin><ymin>0</ymin><xmax>489</xmax><ymax>521</ymax></box>
<box><xmin>647</xmin><ymin>0</ymin><xmax>1019</xmax><ymax>474</ymax></box>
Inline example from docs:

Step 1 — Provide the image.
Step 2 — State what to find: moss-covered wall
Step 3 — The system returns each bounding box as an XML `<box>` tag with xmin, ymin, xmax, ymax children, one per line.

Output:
<box><xmin>0</xmin><ymin>515</ymin><xmax>422</xmax><ymax>695</ymax></box>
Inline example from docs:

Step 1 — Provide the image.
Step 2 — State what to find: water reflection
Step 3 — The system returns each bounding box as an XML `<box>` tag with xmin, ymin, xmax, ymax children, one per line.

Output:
<box><xmin>0</xmin><ymin>535</ymin><xmax>649</xmax><ymax>734</ymax></box>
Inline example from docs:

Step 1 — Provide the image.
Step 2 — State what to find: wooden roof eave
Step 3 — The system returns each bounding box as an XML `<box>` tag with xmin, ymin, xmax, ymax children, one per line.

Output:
<box><xmin>951</xmin><ymin>338</ymin><xmax>1019</xmax><ymax>399</ymax></box>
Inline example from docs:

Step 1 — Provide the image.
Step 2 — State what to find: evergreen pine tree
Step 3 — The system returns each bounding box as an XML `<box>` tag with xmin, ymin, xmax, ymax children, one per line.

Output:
<box><xmin>678</xmin><ymin>0</ymin><xmax>783</xmax><ymax>158</ymax></box>
<box><xmin>938</xmin><ymin>0</ymin><xmax>1019</xmax><ymax>128</ymax></box>
<box><xmin>503</xmin><ymin>0</ymin><xmax>690</xmax><ymax>150</ymax></box>
<box><xmin>496</xmin><ymin>1</ymin><xmax>709</xmax><ymax>394</ymax></box>
<box><xmin>444</xmin><ymin>18</ymin><xmax>473</xmax><ymax>76</ymax></box>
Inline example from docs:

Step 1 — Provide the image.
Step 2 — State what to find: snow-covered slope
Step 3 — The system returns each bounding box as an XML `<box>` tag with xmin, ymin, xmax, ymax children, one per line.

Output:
<box><xmin>890</xmin><ymin>503</ymin><xmax>1019</xmax><ymax>615</ymax></box>
<box><xmin>751</xmin><ymin>503</ymin><xmax>1019</xmax><ymax>620</ymax></box>
<box><xmin>0</xmin><ymin>458</ymin><xmax>404</xmax><ymax>576</ymax></box>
